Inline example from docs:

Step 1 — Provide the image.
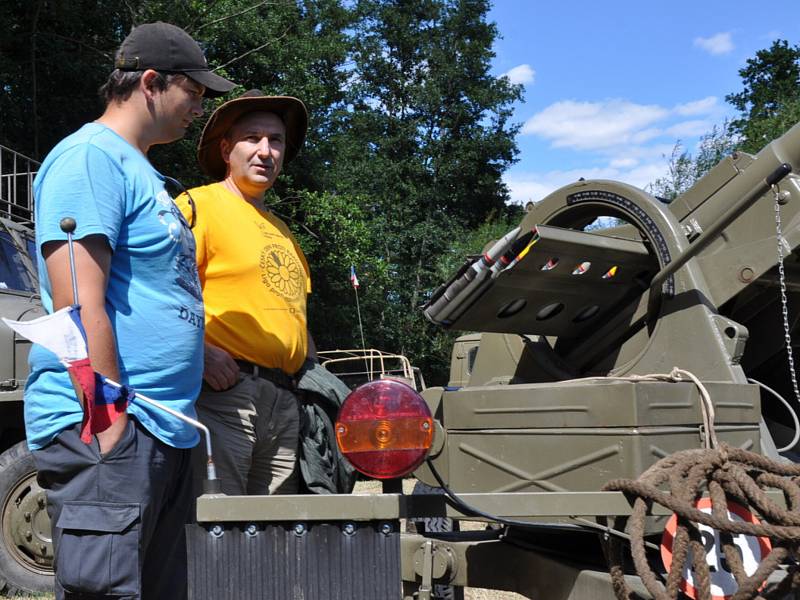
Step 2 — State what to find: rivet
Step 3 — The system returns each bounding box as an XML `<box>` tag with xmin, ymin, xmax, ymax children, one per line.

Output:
<box><xmin>245</xmin><ymin>524</ymin><xmax>257</xmax><ymax>536</ymax></box>
<box><xmin>343</xmin><ymin>522</ymin><xmax>356</xmax><ymax>536</ymax></box>
<box><xmin>739</xmin><ymin>267</ymin><xmax>755</xmax><ymax>283</ymax></box>
<box><xmin>210</xmin><ymin>525</ymin><xmax>224</xmax><ymax>538</ymax></box>
<box><xmin>380</xmin><ymin>522</ymin><xmax>393</xmax><ymax>535</ymax></box>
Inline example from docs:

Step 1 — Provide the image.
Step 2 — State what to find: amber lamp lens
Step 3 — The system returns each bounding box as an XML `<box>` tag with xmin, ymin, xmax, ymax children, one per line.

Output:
<box><xmin>335</xmin><ymin>379</ymin><xmax>434</xmax><ymax>479</ymax></box>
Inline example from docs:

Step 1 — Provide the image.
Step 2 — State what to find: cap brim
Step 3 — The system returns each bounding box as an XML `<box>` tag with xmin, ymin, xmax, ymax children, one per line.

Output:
<box><xmin>197</xmin><ymin>95</ymin><xmax>308</xmax><ymax>179</ymax></box>
<box><xmin>186</xmin><ymin>70</ymin><xmax>237</xmax><ymax>98</ymax></box>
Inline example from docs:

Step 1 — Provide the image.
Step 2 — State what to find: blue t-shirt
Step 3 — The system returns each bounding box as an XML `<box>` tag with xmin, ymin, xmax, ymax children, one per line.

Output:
<box><xmin>25</xmin><ymin>123</ymin><xmax>204</xmax><ymax>450</ymax></box>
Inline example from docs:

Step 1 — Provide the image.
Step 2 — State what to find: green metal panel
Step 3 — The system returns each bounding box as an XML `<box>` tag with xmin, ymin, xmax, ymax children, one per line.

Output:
<box><xmin>442</xmin><ymin>380</ymin><xmax>760</xmax><ymax>430</ymax></box>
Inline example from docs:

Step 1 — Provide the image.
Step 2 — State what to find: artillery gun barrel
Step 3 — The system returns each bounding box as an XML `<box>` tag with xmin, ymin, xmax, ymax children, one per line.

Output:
<box><xmin>650</xmin><ymin>162</ymin><xmax>793</xmax><ymax>291</ymax></box>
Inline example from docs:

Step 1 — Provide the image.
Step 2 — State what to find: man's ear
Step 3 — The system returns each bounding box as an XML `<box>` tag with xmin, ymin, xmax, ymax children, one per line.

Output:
<box><xmin>220</xmin><ymin>138</ymin><xmax>231</xmax><ymax>164</ymax></box>
<box><xmin>140</xmin><ymin>70</ymin><xmax>162</xmax><ymax>101</ymax></box>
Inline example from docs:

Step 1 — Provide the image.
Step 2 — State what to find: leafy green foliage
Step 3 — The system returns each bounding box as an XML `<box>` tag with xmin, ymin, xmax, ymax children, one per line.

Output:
<box><xmin>1</xmin><ymin>0</ymin><xmax>523</xmax><ymax>385</ymax></box>
<box><xmin>726</xmin><ymin>40</ymin><xmax>800</xmax><ymax>154</ymax></box>
<box><xmin>648</xmin><ymin>124</ymin><xmax>737</xmax><ymax>201</ymax></box>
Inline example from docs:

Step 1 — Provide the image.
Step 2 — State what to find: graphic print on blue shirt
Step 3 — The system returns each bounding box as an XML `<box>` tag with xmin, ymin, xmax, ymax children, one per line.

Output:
<box><xmin>155</xmin><ymin>189</ymin><xmax>203</xmax><ymax>302</ymax></box>
<box><xmin>25</xmin><ymin>123</ymin><xmax>204</xmax><ymax>450</ymax></box>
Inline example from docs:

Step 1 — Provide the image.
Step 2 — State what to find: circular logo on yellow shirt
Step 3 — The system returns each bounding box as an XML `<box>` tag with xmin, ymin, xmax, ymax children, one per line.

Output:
<box><xmin>259</xmin><ymin>244</ymin><xmax>304</xmax><ymax>300</ymax></box>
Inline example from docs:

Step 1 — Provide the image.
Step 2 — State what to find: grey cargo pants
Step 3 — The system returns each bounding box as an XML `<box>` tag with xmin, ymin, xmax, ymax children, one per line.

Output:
<box><xmin>33</xmin><ymin>418</ymin><xmax>193</xmax><ymax>600</ymax></box>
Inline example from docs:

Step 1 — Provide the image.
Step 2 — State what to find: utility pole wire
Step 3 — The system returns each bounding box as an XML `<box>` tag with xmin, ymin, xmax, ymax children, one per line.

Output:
<box><xmin>213</xmin><ymin>26</ymin><xmax>292</xmax><ymax>72</ymax></box>
<box><xmin>190</xmin><ymin>0</ymin><xmax>287</xmax><ymax>34</ymax></box>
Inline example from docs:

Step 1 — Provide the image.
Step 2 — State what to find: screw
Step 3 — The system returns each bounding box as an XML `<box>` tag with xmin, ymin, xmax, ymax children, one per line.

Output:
<box><xmin>24</xmin><ymin>511</ymin><xmax>31</xmax><ymax>522</ymax></box>
<box><xmin>421</xmin><ymin>421</ymin><xmax>431</xmax><ymax>431</ymax></box>
<box><xmin>380</xmin><ymin>522</ymin><xmax>393</xmax><ymax>535</ymax></box>
<box><xmin>210</xmin><ymin>525</ymin><xmax>224</xmax><ymax>538</ymax></box>
<box><xmin>343</xmin><ymin>522</ymin><xmax>356</xmax><ymax>536</ymax></box>
<box><xmin>293</xmin><ymin>522</ymin><xmax>306</xmax><ymax>536</ymax></box>
<box><xmin>245</xmin><ymin>524</ymin><xmax>257</xmax><ymax>536</ymax></box>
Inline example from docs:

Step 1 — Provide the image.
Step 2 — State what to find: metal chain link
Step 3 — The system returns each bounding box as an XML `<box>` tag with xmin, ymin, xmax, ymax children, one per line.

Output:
<box><xmin>774</xmin><ymin>184</ymin><xmax>800</xmax><ymax>405</ymax></box>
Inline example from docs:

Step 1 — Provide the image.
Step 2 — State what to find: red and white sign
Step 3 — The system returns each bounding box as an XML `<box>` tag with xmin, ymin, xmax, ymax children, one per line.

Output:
<box><xmin>660</xmin><ymin>497</ymin><xmax>772</xmax><ymax>600</ymax></box>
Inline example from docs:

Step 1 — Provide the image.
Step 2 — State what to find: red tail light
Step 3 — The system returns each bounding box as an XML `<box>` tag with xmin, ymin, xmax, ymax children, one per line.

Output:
<box><xmin>336</xmin><ymin>379</ymin><xmax>434</xmax><ymax>479</ymax></box>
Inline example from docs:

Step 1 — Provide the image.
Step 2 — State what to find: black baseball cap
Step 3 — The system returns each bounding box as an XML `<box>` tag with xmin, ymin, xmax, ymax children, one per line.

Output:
<box><xmin>115</xmin><ymin>22</ymin><xmax>236</xmax><ymax>98</ymax></box>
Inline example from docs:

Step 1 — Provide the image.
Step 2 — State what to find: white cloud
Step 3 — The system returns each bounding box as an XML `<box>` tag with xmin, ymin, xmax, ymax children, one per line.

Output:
<box><xmin>694</xmin><ymin>32</ymin><xmax>734</xmax><ymax>56</ymax></box>
<box><xmin>674</xmin><ymin>96</ymin><xmax>718</xmax><ymax>116</ymax></box>
<box><xmin>502</xmin><ymin>64</ymin><xmax>535</xmax><ymax>85</ymax></box>
<box><xmin>505</xmin><ymin>160</ymin><xmax>668</xmax><ymax>205</ymax></box>
<box><xmin>521</xmin><ymin>99</ymin><xmax>669</xmax><ymax>150</ymax></box>
<box><xmin>666</xmin><ymin>120</ymin><xmax>713</xmax><ymax>138</ymax></box>
<box><xmin>610</xmin><ymin>158</ymin><xmax>638</xmax><ymax>168</ymax></box>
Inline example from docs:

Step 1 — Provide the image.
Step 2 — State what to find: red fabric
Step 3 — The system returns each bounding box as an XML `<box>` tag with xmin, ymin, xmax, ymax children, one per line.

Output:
<box><xmin>67</xmin><ymin>357</ymin><xmax>129</xmax><ymax>444</ymax></box>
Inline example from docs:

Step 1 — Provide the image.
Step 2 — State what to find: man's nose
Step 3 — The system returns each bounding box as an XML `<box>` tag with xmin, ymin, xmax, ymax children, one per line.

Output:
<box><xmin>256</xmin><ymin>138</ymin><xmax>272</xmax><ymax>155</ymax></box>
<box><xmin>191</xmin><ymin>99</ymin><xmax>204</xmax><ymax>117</ymax></box>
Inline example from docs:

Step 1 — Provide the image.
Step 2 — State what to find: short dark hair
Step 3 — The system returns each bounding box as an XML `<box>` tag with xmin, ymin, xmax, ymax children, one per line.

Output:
<box><xmin>98</xmin><ymin>69</ymin><xmax>186</xmax><ymax>105</ymax></box>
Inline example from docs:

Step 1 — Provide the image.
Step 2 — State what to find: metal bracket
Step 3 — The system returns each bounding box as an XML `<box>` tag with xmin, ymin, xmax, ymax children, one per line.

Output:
<box><xmin>417</xmin><ymin>539</ymin><xmax>434</xmax><ymax>600</ymax></box>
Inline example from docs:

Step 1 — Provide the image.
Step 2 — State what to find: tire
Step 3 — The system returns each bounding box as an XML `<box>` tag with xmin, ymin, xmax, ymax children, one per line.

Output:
<box><xmin>0</xmin><ymin>441</ymin><xmax>54</xmax><ymax>595</ymax></box>
<box><xmin>409</xmin><ymin>481</ymin><xmax>464</xmax><ymax>600</ymax></box>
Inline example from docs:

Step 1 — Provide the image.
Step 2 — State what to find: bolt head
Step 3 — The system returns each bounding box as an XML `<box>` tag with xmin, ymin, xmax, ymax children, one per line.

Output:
<box><xmin>380</xmin><ymin>522</ymin><xmax>393</xmax><ymax>535</ymax></box>
<box><xmin>294</xmin><ymin>522</ymin><xmax>306</xmax><ymax>536</ymax></box>
<box><xmin>25</xmin><ymin>530</ymin><xmax>32</xmax><ymax>541</ymax></box>
<box><xmin>24</xmin><ymin>511</ymin><xmax>31</xmax><ymax>522</ymax></box>
<box><xmin>343</xmin><ymin>522</ymin><xmax>356</xmax><ymax>535</ymax></box>
<box><xmin>245</xmin><ymin>524</ymin><xmax>257</xmax><ymax>536</ymax></box>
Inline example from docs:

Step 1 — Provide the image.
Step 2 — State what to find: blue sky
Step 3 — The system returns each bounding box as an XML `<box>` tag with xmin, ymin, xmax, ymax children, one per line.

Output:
<box><xmin>487</xmin><ymin>0</ymin><xmax>800</xmax><ymax>204</ymax></box>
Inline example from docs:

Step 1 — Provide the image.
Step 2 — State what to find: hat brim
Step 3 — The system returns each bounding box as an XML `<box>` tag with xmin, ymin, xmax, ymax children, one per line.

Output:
<box><xmin>198</xmin><ymin>95</ymin><xmax>308</xmax><ymax>179</ymax></box>
<box><xmin>185</xmin><ymin>69</ymin><xmax>237</xmax><ymax>98</ymax></box>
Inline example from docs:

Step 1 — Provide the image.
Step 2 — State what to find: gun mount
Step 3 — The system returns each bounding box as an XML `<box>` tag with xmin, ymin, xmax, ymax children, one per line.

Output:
<box><xmin>189</xmin><ymin>122</ymin><xmax>800</xmax><ymax>600</ymax></box>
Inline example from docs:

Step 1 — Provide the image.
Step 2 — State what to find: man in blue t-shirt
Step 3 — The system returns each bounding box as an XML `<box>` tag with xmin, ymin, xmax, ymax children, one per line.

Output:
<box><xmin>27</xmin><ymin>23</ymin><xmax>235</xmax><ymax>600</ymax></box>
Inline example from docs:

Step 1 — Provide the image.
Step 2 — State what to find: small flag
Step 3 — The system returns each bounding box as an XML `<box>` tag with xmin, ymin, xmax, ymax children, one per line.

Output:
<box><xmin>350</xmin><ymin>265</ymin><xmax>360</xmax><ymax>288</ymax></box>
<box><xmin>2</xmin><ymin>306</ymin><xmax>132</xmax><ymax>443</ymax></box>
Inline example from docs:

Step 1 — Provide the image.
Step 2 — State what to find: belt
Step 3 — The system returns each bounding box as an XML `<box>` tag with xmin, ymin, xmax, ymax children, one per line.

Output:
<box><xmin>235</xmin><ymin>359</ymin><xmax>296</xmax><ymax>390</ymax></box>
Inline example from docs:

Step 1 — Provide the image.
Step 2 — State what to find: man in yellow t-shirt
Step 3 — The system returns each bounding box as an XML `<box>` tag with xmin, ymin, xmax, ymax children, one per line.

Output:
<box><xmin>176</xmin><ymin>90</ymin><xmax>310</xmax><ymax>495</ymax></box>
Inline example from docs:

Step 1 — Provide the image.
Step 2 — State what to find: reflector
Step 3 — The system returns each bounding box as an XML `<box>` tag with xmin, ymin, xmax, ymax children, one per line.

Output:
<box><xmin>336</xmin><ymin>379</ymin><xmax>433</xmax><ymax>479</ymax></box>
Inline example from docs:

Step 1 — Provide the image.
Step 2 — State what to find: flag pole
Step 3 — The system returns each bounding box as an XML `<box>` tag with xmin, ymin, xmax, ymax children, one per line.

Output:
<box><xmin>350</xmin><ymin>266</ymin><xmax>370</xmax><ymax>377</ymax></box>
<box><xmin>57</xmin><ymin>218</ymin><xmax>221</xmax><ymax>492</ymax></box>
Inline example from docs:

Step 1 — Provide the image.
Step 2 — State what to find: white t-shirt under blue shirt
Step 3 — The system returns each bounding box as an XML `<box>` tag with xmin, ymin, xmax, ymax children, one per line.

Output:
<box><xmin>25</xmin><ymin>122</ymin><xmax>204</xmax><ymax>450</ymax></box>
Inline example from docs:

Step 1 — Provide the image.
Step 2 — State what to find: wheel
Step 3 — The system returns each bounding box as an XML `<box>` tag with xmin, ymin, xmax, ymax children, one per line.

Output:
<box><xmin>0</xmin><ymin>441</ymin><xmax>54</xmax><ymax>595</ymax></box>
<box><xmin>408</xmin><ymin>481</ymin><xmax>464</xmax><ymax>600</ymax></box>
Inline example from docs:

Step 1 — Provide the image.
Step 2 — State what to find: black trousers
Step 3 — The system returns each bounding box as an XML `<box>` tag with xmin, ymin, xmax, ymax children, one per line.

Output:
<box><xmin>33</xmin><ymin>419</ymin><xmax>193</xmax><ymax>600</ymax></box>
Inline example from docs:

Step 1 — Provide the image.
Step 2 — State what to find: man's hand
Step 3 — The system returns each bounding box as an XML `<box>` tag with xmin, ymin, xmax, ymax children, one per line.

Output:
<box><xmin>203</xmin><ymin>343</ymin><xmax>240</xmax><ymax>390</ymax></box>
<box><xmin>96</xmin><ymin>413</ymin><xmax>129</xmax><ymax>455</ymax></box>
<box><xmin>44</xmin><ymin>235</ymin><xmax>128</xmax><ymax>453</ymax></box>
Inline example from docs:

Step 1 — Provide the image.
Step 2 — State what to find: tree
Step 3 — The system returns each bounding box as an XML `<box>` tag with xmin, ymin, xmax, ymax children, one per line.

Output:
<box><xmin>300</xmin><ymin>0</ymin><xmax>521</xmax><ymax>382</ymax></box>
<box><xmin>0</xmin><ymin>0</ymin><xmax>523</xmax><ymax>385</ymax></box>
<box><xmin>648</xmin><ymin>124</ymin><xmax>737</xmax><ymax>201</ymax></box>
<box><xmin>726</xmin><ymin>40</ymin><xmax>800</xmax><ymax>153</ymax></box>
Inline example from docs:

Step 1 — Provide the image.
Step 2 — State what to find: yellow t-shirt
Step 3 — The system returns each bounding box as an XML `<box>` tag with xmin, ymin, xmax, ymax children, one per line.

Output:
<box><xmin>176</xmin><ymin>182</ymin><xmax>311</xmax><ymax>374</ymax></box>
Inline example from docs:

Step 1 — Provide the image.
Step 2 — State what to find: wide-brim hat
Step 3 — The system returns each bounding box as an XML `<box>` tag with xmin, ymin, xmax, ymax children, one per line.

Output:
<box><xmin>197</xmin><ymin>89</ymin><xmax>308</xmax><ymax>179</ymax></box>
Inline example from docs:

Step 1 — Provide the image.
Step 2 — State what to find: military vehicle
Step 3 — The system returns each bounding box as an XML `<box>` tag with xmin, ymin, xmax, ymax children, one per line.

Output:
<box><xmin>0</xmin><ymin>145</ymin><xmax>49</xmax><ymax>596</ymax></box>
<box><xmin>187</xmin><ymin>119</ymin><xmax>800</xmax><ymax>600</ymax></box>
<box><xmin>6</xmin><ymin>117</ymin><xmax>800</xmax><ymax>599</ymax></box>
